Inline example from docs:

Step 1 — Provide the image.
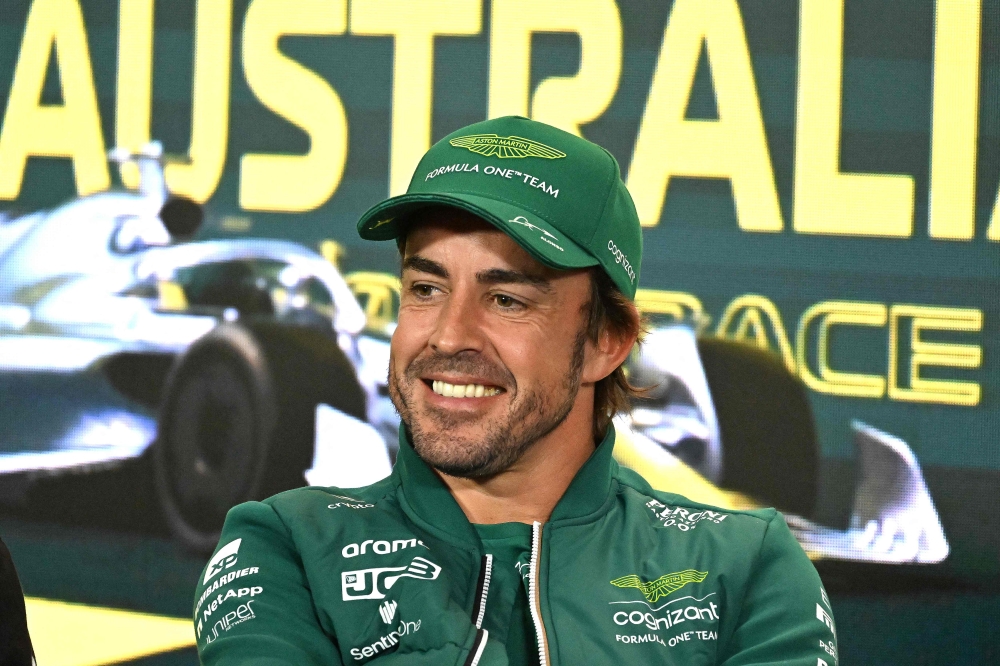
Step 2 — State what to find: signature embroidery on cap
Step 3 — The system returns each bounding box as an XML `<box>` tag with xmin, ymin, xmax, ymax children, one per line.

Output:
<box><xmin>370</xmin><ymin>217</ymin><xmax>394</xmax><ymax>230</ymax></box>
<box><xmin>450</xmin><ymin>135</ymin><xmax>566</xmax><ymax>160</ymax></box>
<box><xmin>509</xmin><ymin>216</ymin><xmax>563</xmax><ymax>252</ymax></box>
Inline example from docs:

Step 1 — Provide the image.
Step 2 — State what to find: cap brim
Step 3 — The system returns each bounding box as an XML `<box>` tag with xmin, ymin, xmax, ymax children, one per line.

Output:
<box><xmin>357</xmin><ymin>192</ymin><xmax>598</xmax><ymax>272</ymax></box>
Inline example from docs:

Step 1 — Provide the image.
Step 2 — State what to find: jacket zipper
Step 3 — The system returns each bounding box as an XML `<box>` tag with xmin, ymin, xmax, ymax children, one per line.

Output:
<box><xmin>529</xmin><ymin>521</ymin><xmax>550</xmax><ymax>666</ymax></box>
<box><xmin>472</xmin><ymin>554</ymin><xmax>493</xmax><ymax>629</ymax></box>
<box><xmin>463</xmin><ymin>554</ymin><xmax>493</xmax><ymax>666</ymax></box>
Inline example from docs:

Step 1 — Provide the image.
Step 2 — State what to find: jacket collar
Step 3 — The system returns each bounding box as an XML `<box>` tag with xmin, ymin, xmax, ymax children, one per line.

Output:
<box><xmin>392</xmin><ymin>425</ymin><xmax>618</xmax><ymax>542</ymax></box>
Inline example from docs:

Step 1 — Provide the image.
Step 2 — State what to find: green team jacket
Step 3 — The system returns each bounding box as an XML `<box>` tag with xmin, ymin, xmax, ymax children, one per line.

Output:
<box><xmin>194</xmin><ymin>427</ymin><xmax>839</xmax><ymax>665</ymax></box>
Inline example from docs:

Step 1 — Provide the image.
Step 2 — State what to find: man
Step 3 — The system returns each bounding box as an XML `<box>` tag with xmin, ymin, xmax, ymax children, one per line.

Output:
<box><xmin>194</xmin><ymin>116</ymin><xmax>839</xmax><ymax>665</ymax></box>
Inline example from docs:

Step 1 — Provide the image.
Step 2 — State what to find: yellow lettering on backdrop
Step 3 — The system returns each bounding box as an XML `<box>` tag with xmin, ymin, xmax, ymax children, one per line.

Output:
<box><xmin>929</xmin><ymin>0</ymin><xmax>981</xmax><ymax>241</ymax></box>
<box><xmin>888</xmin><ymin>305</ymin><xmax>982</xmax><ymax>406</ymax></box>
<box><xmin>715</xmin><ymin>294</ymin><xmax>796</xmax><ymax>373</ymax></box>
<box><xmin>634</xmin><ymin>288</ymin><xmax>706</xmax><ymax>331</ymax></box>
<box><xmin>0</xmin><ymin>0</ymin><xmax>108</xmax><ymax>198</ymax></box>
<box><xmin>488</xmin><ymin>0</ymin><xmax>621</xmax><ymax>137</ymax></box>
<box><xmin>627</xmin><ymin>0</ymin><xmax>781</xmax><ymax>231</ymax></box>
<box><xmin>796</xmin><ymin>301</ymin><xmax>887</xmax><ymax>399</ymax></box>
<box><xmin>793</xmin><ymin>0</ymin><xmax>914</xmax><ymax>237</ymax></box>
<box><xmin>351</xmin><ymin>0</ymin><xmax>481</xmax><ymax>197</ymax></box>
<box><xmin>991</xmin><ymin>201</ymin><xmax>1000</xmax><ymax>241</ymax></box>
<box><xmin>167</xmin><ymin>0</ymin><xmax>231</xmax><ymax>203</ymax></box>
<box><xmin>240</xmin><ymin>0</ymin><xmax>348</xmax><ymax>212</ymax></box>
<box><xmin>114</xmin><ymin>0</ymin><xmax>154</xmax><ymax>189</ymax></box>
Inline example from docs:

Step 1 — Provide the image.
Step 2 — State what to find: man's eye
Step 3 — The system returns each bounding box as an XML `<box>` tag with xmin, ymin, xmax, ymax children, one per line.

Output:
<box><xmin>494</xmin><ymin>294</ymin><xmax>521</xmax><ymax>309</ymax></box>
<box><xmin>411</xmin><ymin>284</ymin><xmax>437</xmax><ymax>298</ymax></box>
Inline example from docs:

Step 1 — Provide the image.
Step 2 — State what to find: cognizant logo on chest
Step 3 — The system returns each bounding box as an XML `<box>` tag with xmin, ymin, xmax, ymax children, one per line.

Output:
<box><xmin>609</xmin><ymin>567</ymin><xmax>719</xmax><ymax>651</ymax></box>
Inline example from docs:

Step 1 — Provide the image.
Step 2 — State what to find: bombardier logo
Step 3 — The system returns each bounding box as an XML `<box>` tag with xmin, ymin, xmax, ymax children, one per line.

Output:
<box><xmin>203</xmin><ymin>538</ymin><xmax>241</xmax><ymax>585</ymax></box>
<box><xmin>611</xmin><ymin>570</ymin><xmax>708</xmax><ymax>603</ymax></box>
<box><xmin>449</xmin><ymin>134</ymin><xmax>566</xmax><ymax>159</ymax></box>
<box><xmin>342</xmin><ymin>557</ymin><xmax>442</xmax><ymax>601</ymax></box>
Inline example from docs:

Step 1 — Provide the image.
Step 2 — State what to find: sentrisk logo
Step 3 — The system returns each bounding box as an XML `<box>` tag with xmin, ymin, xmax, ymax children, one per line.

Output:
<box><xmin>342</xmin><ymin>557</ymin><xmax>442</xmax><ymax>601</ymax></box>
<box><xmin>203</xmin><ymin>538</ymin><xmax>241</xmax><ymax>585</ymax></box>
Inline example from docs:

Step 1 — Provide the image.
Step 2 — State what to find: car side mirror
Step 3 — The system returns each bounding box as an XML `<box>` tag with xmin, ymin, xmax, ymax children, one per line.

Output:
<box><xmin>159</xmin><ymin>196</ymin><xmax>203</xmax><ymax>239</ymax></box>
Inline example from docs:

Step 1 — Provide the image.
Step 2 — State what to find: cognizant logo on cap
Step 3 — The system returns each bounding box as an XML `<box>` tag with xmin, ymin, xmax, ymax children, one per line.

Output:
<box><xmin>607</xmin><ymin>240</ymin><xmax>636</xmax><ymax>284</ymax></box>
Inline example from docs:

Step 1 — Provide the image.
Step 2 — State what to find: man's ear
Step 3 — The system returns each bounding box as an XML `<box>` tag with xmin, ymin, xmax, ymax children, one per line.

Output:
<box><xmin>581</xmin><ymin>304</ymin><xmax>640</xmax><ymax>384</ymax></box>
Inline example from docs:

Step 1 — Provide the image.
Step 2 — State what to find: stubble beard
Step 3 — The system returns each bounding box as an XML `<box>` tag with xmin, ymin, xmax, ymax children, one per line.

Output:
<box><xmin>389</xmin><ymin>329</ymin><xmax>587</xmax><ymax>479</ymax></box>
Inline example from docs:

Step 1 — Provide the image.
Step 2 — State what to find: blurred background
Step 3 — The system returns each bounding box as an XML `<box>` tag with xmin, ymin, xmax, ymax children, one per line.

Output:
<box><xmin>0</xmin><ymin>0</ymin><xmax>997</xmax><ymax>663</ymax></box>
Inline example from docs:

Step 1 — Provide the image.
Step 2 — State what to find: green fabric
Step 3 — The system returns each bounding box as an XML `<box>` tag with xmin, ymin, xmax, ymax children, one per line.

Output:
<box><xmin>194</xmin><ymin>426</ymin><xmax>839</xmax><ymax>665</ymax></box>
<box><xmin>356</xmin><ymin>115</ymin><xmax>643</xmax><ymax>299</ymax></box>
<box><xmin>473</xmin><ymin>523</ymin><xmax>537</xmax><ymax>666</ymax></box>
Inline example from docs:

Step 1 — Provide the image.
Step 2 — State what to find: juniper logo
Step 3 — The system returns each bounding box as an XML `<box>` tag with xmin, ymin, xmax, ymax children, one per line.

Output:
<box><xmin>450</xmin><ymin>134</ymin><xmax>566</xmax><ymax>159</ymax></box>
<box><xmin>610</xmin><ymin>569</ymin><xmax>708</xmax><ymax>603</ymax></box>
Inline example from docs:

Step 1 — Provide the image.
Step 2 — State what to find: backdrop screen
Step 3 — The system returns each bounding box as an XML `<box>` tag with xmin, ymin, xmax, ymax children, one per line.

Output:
<box><xmin>0</xmin><ymin>0</ymin><xmax>997</xmax><ymax>633</ymax></box>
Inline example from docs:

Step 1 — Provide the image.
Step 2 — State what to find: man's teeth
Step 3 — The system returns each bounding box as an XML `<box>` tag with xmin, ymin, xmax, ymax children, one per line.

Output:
<box><xmin>431</xmin><ymin>380</ymin><xmax>501</xmax><ymax>398</ymax></box>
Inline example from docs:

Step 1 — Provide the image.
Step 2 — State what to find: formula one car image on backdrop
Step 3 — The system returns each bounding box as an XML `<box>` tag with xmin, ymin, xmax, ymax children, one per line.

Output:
<box><xmin>0</xmin><ymin>143</ymin><xmax>395</xmax><ymax>551</ymax></box>
<box><xmin>0</xmin><ymin>143</ymin><xmax>950</xmax><ymax>564</ymax></box>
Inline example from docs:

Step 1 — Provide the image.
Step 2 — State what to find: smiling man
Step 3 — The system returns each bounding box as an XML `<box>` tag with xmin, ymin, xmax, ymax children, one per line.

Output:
<box><xmin>195</xmin><ymin>117</ymin><xmax>838</xmax><ymax>666</ymax></box>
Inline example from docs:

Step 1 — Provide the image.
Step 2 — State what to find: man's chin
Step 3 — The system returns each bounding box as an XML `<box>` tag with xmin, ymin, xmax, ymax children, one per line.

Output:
<box><xmin>407</xmin><ymin>422</ymin><xmax>523</xmax><ymax>479</ymax></box>
<box><xmin>414</xmin><ymin>445</ymin><xmax>520</xmax><ymax>480</ymax></box>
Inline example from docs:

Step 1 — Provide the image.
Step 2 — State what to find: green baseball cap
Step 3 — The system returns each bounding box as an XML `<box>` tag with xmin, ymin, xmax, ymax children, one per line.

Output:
<box><xmin>356</xmin><ymin>116</ymin><xmax>642</xmax><ymax>299</ymax></box>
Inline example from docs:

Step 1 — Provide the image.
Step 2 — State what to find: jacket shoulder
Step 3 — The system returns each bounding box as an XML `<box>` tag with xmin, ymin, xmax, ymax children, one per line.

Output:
<box><xmin>614</xmin><ymin>464</ymin><xmax>777</xmax><ymax>527</ymax></box>
<box><xmin>264</xmin><ymin>474</ymin><xmax>397</xmax><ymax>510</ymax></box>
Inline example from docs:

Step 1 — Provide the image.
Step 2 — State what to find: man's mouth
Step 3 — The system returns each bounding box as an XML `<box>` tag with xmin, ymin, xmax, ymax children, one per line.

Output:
<box><xmin>430</xmin><ymin>380</ymin><xmax>503</xmax><ymax>399</ymax></box>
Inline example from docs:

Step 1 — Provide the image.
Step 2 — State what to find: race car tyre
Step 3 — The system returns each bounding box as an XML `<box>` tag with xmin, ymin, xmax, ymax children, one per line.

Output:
<box><xmin>696</xmin><ymin>337</ymin><xmax>819</xmax><ymax>518</ymax></box>
<box><xmin>154</xmin><ymin>323</ymin><xmax>366</xmax><ymax>553</ymax></box>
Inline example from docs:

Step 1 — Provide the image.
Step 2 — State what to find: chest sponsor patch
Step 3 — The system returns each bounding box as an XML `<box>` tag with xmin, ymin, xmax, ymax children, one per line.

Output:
<box><xmin>342</xmin><ymin>556</ymin><xmax>441</xmax><ymax>601</ymax></box>
<box><xmin>328</xmin><ymin>493</ymin><xmax>375</xmax><ymax>510</ymax></box>
<box><xmin>611</xmin><ymin>569</ymin><xmax>708</xmax><ymax>604</ymax></box>
<box><xmin>645</xmin><ymin>499</ymin><xmax>729</xmax><ymax>531</ymax></box>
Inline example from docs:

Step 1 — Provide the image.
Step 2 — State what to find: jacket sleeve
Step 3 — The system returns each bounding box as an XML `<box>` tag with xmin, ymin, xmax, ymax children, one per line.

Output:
<box><xmin>194</xmin><ymin>500</ymin><xmax>344</xmax><ymax>666</ymax></box>
<box><xmin>718</xmin><ymin>512</ymin><xmax>839</xmax><ymax>666</ymax></box>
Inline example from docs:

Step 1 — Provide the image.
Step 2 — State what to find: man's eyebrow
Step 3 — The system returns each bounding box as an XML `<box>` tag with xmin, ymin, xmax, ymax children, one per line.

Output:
<box><xmin>476</xmin><ymin>268</ymin><xmax>552</xmax><ymax>292</ymax></box>
<box><xmin>402</xmin><ymin>255</ymin><xmax>448</xmax><ymax>279</ymax></box>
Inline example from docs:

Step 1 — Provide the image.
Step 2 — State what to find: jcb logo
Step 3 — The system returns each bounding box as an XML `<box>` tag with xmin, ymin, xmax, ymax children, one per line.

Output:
<box><xmin>341</xmin><ymin>557</ymin><xmax>442</xmax><ymax>601</ymax></box>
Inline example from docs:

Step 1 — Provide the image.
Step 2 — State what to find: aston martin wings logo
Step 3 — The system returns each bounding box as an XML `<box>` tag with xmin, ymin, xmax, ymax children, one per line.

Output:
<box><xmin>610</xmin><ymin>569</ymin><xmax>708</xmax><ymax>603</ymax></box>
<box><xmin>449</xmin><ymin>134</ymin><xmax>566</xmax><ymax>159</ymax></box>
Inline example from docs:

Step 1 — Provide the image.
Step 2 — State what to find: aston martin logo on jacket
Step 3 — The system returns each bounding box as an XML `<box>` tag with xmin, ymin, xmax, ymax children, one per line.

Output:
<box><xmin>610</xmin><ymin>569</ymin><xmax>708</xmax><ymax>603</ymax></box>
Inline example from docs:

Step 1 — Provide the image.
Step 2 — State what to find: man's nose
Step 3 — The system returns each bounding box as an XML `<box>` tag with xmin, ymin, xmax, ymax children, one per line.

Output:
<box><xmin>428</xmin><ymin>290</ymin><xmax>483</xmax><ymax>355</ymax></box>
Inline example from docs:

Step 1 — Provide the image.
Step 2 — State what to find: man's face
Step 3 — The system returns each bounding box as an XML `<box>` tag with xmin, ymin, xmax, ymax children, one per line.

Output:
<box><xmin>388</xmin><ymin>209</ymin><xmax>595</xmax><ymax>478</ymax></box>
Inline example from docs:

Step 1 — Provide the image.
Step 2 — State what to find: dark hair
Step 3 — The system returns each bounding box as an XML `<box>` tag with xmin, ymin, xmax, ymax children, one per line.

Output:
<box><xmin>585</xmin><ymin>269</ymin><xmax>645</xmax><ymax>442</ymax></box>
